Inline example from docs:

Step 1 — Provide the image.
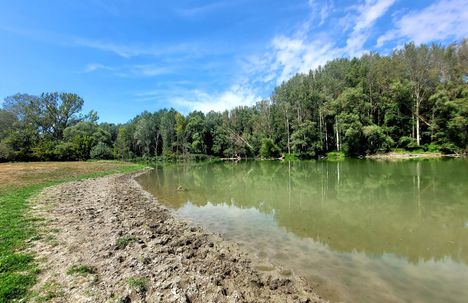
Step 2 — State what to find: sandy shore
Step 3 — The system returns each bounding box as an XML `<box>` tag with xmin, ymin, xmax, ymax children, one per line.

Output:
<box><xmin>29</xmin><ymin>170</ymin><xmax>326</xmax><ymax>303</ymax></box>
<box><xmin>365</xmin><ymin>152</ymin><xmax>466</xmax><ymax>160</ymax></box>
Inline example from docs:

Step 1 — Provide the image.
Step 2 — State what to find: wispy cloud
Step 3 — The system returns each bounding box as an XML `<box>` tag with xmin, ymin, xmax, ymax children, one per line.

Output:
<box><xmin>82</xmin><ymin>63</ymin><xmax>172</xmax><ymax>77</ymax></box>
<box><xmin>245</xmin><ymin>0</ymin><xmax>394</xmax><ymax>88</ymax></box>
<box><xmin>345</xmin><ymin>0</ymin><xmax>396</xmax><ymax>56</ymax></box>
<box><xmin>136</xmin><ymin>84</ymin><xmax>260</xmax><ymax>113</ymax></box>
<box><xmin>83</xmin><ymin>63</ymin><xmax>114</xmax><ymax>73</ymax></box>
<box><xmin>269</xmin><ymin>35</ymin><xmax>339</xmax><ymax>84</ymax></box>
<box><xmin>172</xmin><ymin>85</ymin><xmax>260</xmax><ymax>113</ymax></box>
<box><xmin>178</xmin><ymin>1</ymin><xmax>230</xmax><ymax>17</ymax></box>
<box><xmin>308</xmin><ymin>0</ymin><xmax>334</xmax><ymax>26</ymax></box>
<box><xmin>377</xmin><ymin>0</ymin><xmax>468</xmax><ymax>47</ymax></box>
<box><xmin>74</xmin><ymin>38</ymin><xmax>199</xmax><ymax>58</ymax></box>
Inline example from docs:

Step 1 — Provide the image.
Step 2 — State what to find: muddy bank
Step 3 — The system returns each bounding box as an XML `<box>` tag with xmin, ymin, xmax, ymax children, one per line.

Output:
<box><xmin>29</xmin><ymin>171</ymin><xmax>327</xmax><ymax>303</ymax></box>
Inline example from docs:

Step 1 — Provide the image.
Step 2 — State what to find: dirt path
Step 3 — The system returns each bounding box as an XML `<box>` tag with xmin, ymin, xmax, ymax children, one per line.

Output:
<box><xmin>29</xmin><ymin>171</ymin><xmax>327</xmax><ymax>303</ymax></box>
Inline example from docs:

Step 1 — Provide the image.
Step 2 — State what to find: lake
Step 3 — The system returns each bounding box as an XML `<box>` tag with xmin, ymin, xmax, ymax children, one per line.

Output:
<box><xmin>136</xmin><ymin>159</ymin><xmax>468</xmax><ymax>303</ymax></box>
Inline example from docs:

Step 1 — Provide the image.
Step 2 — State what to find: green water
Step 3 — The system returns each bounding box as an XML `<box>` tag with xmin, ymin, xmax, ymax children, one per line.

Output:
<box><xmin>137</xmin><ymin>159</ymin><xmax>468</xmax><ymax>303</ymax></box>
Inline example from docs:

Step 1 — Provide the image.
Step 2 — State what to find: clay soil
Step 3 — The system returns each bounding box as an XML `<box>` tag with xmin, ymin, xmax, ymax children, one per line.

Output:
<box><xmin>29</xmin><ymin>171</ymin><xmax>327</xmax><ymax>303</ymax></box>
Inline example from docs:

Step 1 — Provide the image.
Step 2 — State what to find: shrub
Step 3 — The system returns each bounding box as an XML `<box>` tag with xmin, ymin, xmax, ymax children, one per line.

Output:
<box><xmin>362</xmin><ymin>125</ymin><xmax>393</xmax><ymax>154</ymax></box>
<box><xmin>0</xmin><ymin>142</ymin><xmax>14</xmax><ymax>162</ymax></box>
<box><xmin>54</xmin><ymin>142</ymin><xmax>79</xmax><ymax>161</ymax></box>
<box><xmin>259</xmin><ymin>138</ymin><xmax>280</xmax><ymax>159</ymax></box>
<box><xmin>90</xmin><ymin>142</ymin><xmax>114</xmax><ymax>160</ymax></box>
<box><xmin>326</xmin><ymin>151</ymin><xmax>345</xmax><ymax>160</ymax></box>
<box><xmin>398</xmin><ymin>136</ymin><xmax>417</xmax><ymax>150</ymax></box>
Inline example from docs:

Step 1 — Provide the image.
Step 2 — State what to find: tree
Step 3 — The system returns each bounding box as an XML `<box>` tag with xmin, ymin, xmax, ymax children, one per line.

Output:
<box><xmin>398</xmin><ymin>43</ymin><xmax>438</xmax><ymax>146</ymax></box>
<box><xmin>185</xmin><ymin>112</ymin><xmax>207</xmax><ymax>154</ymax></box>
<box><xmin>259</xmin><ymin>138</ymin><xmax>280</xmax><ymax>158</ymax></box>
<box><xmin>290</xmin><ymin>121</ymin><xmax>321</xmax><ymax>158</ymax></box>
<box><xmin>91</xmin><ymin>142</ymin><xmax>114</xmax><ymax>159</ymax></box>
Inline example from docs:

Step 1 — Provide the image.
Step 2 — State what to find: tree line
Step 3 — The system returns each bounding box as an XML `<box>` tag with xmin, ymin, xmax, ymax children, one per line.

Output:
<box><xmin>1</xmin><ymin>41</ymin><xmax>467</xmax><ymax>162</ymax></box>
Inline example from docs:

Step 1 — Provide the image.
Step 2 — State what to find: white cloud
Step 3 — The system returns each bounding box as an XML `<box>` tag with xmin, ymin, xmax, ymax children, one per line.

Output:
<box><xmin>177</xmin><ymin>1</ymin><xmax>232</xmax><ymax>17</ymax></box>
<box><xmin>346</xmin><ymin>0</ymin><xmax>396</xmax><ymax>56</ymax></box>
<box><xmin>171</xmin><ymin>85</ymin><xmax>260</xmax><ymax>113</ymax></box>
<box><xmin>308</xmin><ymin>0</ymin><xmax>334</xmax><ymax>26</ymax></box>
<box><xmin>83</xmin><ymin>63</ymin><xmax>115</xmax><ymax>73</ymax></box>
<box><xmin>243</xmin><ymin>0</ymin><xmax>396</xmax><ymax>90</ymax></box>
<box><xmin>269</xmin><ymin>36</ymin><xmax>338</xmax><ymax>84</ymax></box>
<box><xmin>377</xmin><ymin>0</ymin><xmax>468</xmax><ymax>47</ymax></box>
<box><xmin>82</xmin><ymin>63</ymin><xmax>172</xmax><ymax>77</ymax></box>
<box><xmin>74</xmin><ymin>38</ymin><xmax>195</xmax><ymax>58</ymax></box>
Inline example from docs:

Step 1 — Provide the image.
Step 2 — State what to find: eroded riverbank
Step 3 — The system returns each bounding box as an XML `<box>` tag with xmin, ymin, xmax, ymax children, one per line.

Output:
<box><xmin>29</xmin><ymin>171</ymin><xmax>326</xmax><ymax>303</ymax></box>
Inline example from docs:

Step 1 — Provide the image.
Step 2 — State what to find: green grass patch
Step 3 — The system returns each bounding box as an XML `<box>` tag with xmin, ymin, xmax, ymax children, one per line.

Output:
<box><xmin>116</xmin><ymin>235</ymin><xmax>136</xmax><ymax>249</ymax></box>
<box><xmin>326</xmin><ymin>151</ymin><xmax>345</xmax><ymax>161</ymax></box>
<box><xmin>283</xmin><ymin>153</ymin><xmax>299</xmax><ymax>161</ymax></box>
<box><xmin>127</xmin><ymin>277</ymin><xmax>147</xmax><ymax>292</ymax></box>
<box><xmin>0</xmin><ymin>162</ymin><xmax>146</xmax><ymax>303</ymax></box>
<box><xmin>66</xmin><ymin>264</ymin><xmax>95</xmax><ymax>276</ymax></box>
<box><xmin>32</xmin><ymin>280</ymin><xmax>64</xmax><ymax>302</ymax></box>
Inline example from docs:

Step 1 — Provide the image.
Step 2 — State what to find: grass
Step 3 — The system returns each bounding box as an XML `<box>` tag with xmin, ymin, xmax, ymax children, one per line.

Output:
<box><xmin>116</xmin><ymin>235</ymin><xmax>136</xmax><ymax>249</ymax></box>
<box><xmin>66</xmin><ymin>264</ymin><xmax>95</xmax><ymax>276</ymax></box>
<box><xmin>127</xmin><ymin>277</ymin><xmax>147</xmax><ymax>292</ymax></box>
<box><xmin>326</xmin><ymin>151</ymin><xmax>345</xmax><ymax>160</ymax></box>
<box><xmin>0</xmin><ymin>161</ymin><xmax>146</xmax><ymax>303</ymax></box>
<box><xmin>32</xmin><ymin>280</ymin><xmax>64</xmax><ymax>302</ymax></box>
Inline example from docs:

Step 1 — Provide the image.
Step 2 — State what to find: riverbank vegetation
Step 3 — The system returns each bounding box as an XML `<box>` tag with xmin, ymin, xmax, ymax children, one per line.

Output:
<box><xmin>0</xmin><ymin>162</ymin><xmax>145</xmax><ymax>302</ymax></box>
<box><xmin>1</xmin><ymin>41</ymin><xmax>467</xmax><ymax>162</ymax></box>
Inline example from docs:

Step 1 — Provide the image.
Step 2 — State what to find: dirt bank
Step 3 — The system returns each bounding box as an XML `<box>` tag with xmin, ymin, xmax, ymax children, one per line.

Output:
<box><xmin>29</xmin><ymin>171</ymin><xmax>327</xmax><ymax>303</ymax></box>
<box><xmin>365</xmin><ymin>152</ymin><xmax>446</xmax><ymax>160</ymax></box>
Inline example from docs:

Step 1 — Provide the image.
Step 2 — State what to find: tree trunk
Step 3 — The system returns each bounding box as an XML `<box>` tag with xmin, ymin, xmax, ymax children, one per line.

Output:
<box><xmin>335</xmin><ymin>116</ymin><xmax>340</xmax><ymax>152</ymax></box>
<box><xmin>286</xmin><ymin>116</ymin><xmax>291</xmax><ymax>154</ymax></box>
<box><xmin>416</xmin><ymin>98</ymin><xmax>421</xmax><ymax>146</ymax></box>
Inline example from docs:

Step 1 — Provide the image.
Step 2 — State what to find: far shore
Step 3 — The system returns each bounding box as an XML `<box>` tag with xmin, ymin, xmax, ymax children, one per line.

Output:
<box><xmin>365</xmin><ymin>152</ymin><xmax>465</xmax><ymax>160</ymax></box>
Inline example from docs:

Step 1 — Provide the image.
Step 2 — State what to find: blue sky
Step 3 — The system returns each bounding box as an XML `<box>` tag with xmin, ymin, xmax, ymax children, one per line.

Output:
<box><xmin>0</xmin><ymin>0</ymin><xmax>467</xmax><ymax>123</ymax></box>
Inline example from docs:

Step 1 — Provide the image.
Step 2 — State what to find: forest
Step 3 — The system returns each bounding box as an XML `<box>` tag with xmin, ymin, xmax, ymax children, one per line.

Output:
<box><xmin>0</xmin><ymin>41</ymin><xmax>467</xmax><ymax>162</ymax></box>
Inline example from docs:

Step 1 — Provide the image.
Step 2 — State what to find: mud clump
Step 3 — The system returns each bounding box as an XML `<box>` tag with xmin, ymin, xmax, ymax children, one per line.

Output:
<box><xmin>30</xmin><ymin>171</ymin><xmax>327</xmax><ymax>303</ymax></box>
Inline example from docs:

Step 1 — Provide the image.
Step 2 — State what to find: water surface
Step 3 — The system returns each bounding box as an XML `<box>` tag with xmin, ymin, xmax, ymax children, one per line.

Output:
<box><xmin>137</xmin><ymin>159</ymin><xmax>468</xmax><ymax>303</ymax></box>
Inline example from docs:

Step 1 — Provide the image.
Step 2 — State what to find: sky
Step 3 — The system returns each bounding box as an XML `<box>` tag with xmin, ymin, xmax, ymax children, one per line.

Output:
<box><xmin>0</xmin><ymin>0</ymin><xmax>467</xmax><ymax>123</ymax></box>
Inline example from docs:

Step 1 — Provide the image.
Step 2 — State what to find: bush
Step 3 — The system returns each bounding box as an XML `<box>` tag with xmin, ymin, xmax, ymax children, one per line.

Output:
<box><xmin>54</xmin><ymin>142</ymin><xmax>79</xmax><ymax>161</ymax></box>
<box><xmin>90</xmin><ymin>142</ymin><xmax>114</xmax><ymax>160</ymax></box>
<box><xmin>398</xmin><ymin>136</ymin><xmax>417</xmax><ymax>150</ymax></box>
<box><xmin>259</xmin><ymin>138</ymin><xmax>280</xmax><ymax>159</ymax></box>
<box><xmin>362</xmin><ymin>125</ymin><xmax>393</xmax><ymax>154</ymax></box>
<box><xmin>326</xmin><ymin>151</ymin><xmax>345</xmax><ymax>160</ymax></box>
<box><xmin>438</xmin><ymin>143</ymin><xmax>460</xmax><ymax>154</ymax></box>
<box><xmin>0</xmin><ymin>142</ymin><xmax>14</xmax><ymax>162</ymax></box>
<box><xmin>425</xmin><ymin>144</ymin><xmax>441</xmax><ymax>153</ymax></box>
<box><xmin>31</xmin><ymin>139</ymin><xmax>57</xmax><ymax>161</ymax></box>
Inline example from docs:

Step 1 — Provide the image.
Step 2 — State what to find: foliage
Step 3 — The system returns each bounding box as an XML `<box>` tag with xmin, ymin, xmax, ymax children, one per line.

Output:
<box><xmin>259</xmin><ymin>138</ymin><xmax>280</xmax><ymax>158</ymax></box>
<box><xmin>90</xmin><ymin>142</ymin><xmax>114</xmax><ymax>160</ymax></box>
<box><xmin>326</xmin><ymin>151</ymin><xmax>345</xmax><ymax>160</ymax></box>
<box><xmin>0</xmin><ymin>143</ymin><xmax>14</xmax><ymax>162</ymax></box>
<box><xmin>1</xmin><ymin>41</ymin><xmax>467</xmax><ymax>160</ymax></box>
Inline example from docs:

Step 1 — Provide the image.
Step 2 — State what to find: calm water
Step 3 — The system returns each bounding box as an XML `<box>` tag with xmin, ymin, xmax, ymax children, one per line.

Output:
<box><xmin>137</xmin><ymin>159</ymin><xmax>468</xmax><ymax>303</ymax></box>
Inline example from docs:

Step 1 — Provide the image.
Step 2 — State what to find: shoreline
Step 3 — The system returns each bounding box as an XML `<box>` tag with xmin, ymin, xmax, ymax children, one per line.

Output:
<box><xmin>365</xmin><ymin>152</ymin><xmax>464</xmax><ymax>160</ymax></box>
<box><xmin>29</xmin><ymin>170</ymin><xmax>326</xmax><ymax>302</ymax></box>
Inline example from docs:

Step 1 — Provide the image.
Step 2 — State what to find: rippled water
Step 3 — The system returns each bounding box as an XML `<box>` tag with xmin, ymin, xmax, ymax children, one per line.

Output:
<box><xmin>137</xmin><ymin>159</ymin><xmax>468</xmax><ymax>303</ymax></box>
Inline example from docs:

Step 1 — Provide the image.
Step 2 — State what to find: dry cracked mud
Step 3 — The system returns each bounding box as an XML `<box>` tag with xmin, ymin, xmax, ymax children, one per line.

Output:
<box><xmin>29</xmin><ymin>171</ymin><xmax>327</xmax><ymax>303</ymax></box>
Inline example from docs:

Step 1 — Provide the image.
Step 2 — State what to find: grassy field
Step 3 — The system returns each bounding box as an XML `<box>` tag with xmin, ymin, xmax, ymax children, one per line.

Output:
<box><xmin>0</xmin><ymin>161</ymin><xmax>146</xmax><ymax>303</ymax></box>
